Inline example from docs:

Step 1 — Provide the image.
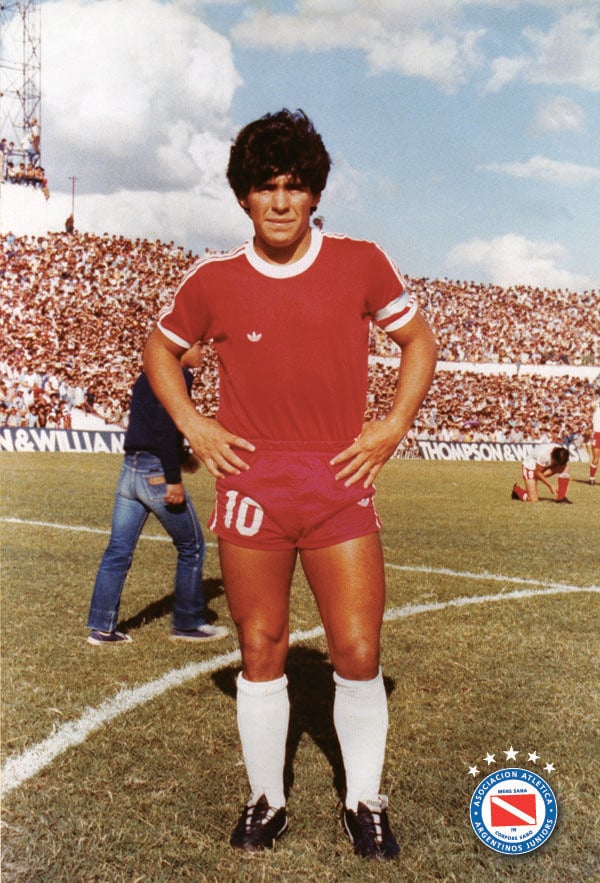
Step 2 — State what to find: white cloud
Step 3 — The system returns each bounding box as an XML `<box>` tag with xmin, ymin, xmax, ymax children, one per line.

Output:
<box><xmin>0</xmin><ymin>175</ymin><xmax>252</xmax><ymax>251</ymax></box>
<box><xmin>3</xmin><ymin>0</ymin><xmax>250</xmax><ymax>250</ymax></box>
<box><xmin>366</xmin><ymin>26</ymin><xmax>484</xmax><ymax>89</ymax></box>
<box><xmin>534</xmin><ymin>95</ymin><xmax>586</xmax><ymax>133</ymax></box>
<box><xmin>324</xmin><ymin>156</ymin><xmax>369</xmax><ymax>207</ymax></box>
<box><xmin>42</xmin><ymin>0</ymin><xmax>241</xmax><ymax>181</ymax></box>
<box><xmin>483</xmin><ymin>155</ymin><xmax>600</xmax><ymax>186</ymax></box>
<box><xmin>75</xmin><ymin>186</ymin><xmax>252</xmax><ymax>251</ymax></box>
<box><xmin>231</xmin><ymin>2</ymin><xmax>485</xmax><ymax>91</ymax></box>
<box><xmin>485</xmin><ymin>55</ymin><xmax>528</xmax><ymax>92</ymax></box>
<box><xmin>523</xmin><ymin>10</ymin><xmax>600</xmax><ymax>90</ymax></box>
<box><xmin>468</xmin><ymin>0</ymin><xmax>598</xmax><ymax>8</ymax></box>
<box><xmin>448</xmin><ymin>234</ymin><xmax>595</xmax><ymax>290</ymax></box>
<box><xmin>486</xmin><ymin>9</ymin><xmax>600</xmax><ymax>92</ymax></box>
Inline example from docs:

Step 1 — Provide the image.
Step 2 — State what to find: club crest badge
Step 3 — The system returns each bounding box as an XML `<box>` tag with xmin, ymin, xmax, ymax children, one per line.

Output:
<box><xmin>467</xmin><ymin>746</ymin><xmax>558</xmax><ymax>855</ymax></box>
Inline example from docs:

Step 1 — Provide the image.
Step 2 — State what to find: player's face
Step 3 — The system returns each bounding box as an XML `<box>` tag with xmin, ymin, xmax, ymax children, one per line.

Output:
<box><xmin>240</xmin><ymin>174</ymin><xmax>320</xmax><ymax>264</ymax></box>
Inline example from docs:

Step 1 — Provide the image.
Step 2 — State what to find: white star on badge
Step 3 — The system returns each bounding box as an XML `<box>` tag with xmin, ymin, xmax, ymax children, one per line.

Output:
<box><xmin>468</xmin><ymin>766</ymin><xmax>479</xmax><ymax>777</ymax></box>
<box><xmin>528</xmin><ymin>751</ymin><xmax>540</xmax><ymax>764</ymax></box>
<box><xmin>544</xmin><ymin>762</ymin><xmax>556</xmax><ymax>773</ymax></box>
<box><xmin>504</xmin><ymin>746</ymin><xmax>519</xmax><ymax>761</ymax></box>
<box><xmin>484</xmin><ymin>753</ymin><xmax>496</xmax><ymax>765</ymax></box>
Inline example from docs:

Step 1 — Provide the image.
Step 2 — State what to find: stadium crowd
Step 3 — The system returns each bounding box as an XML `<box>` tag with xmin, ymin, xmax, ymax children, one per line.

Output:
<box><xmin>366</xmin><ymin>364</ymin><xmax>595</xmax><ymax>454</ymax></box>
<box><xmin>1</xmin><ymin>231</ymin><xmax>598</xmax><ymax>453</ymax></box>
<box><xmin>370</xmin><ymin>279</ymin><xmax>598</xmax><ymax>366</ymax></box>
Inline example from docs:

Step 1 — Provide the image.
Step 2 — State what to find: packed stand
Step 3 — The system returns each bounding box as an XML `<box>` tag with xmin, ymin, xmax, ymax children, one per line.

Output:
<box><xmin>1</xmin><ymin>232</ymin><xmax>216</xmax><ymax>430</ymax></box>
<box><xmin>367</xmin><ymin>363</ymin><xmax>597</xmax><ymax>455</ymax></box>
<box><xmin>370</xmin><ymin>277</ymin><xmax>598</xmax><ymax>367</ymax></box>
<box><xmin>1</xmin><ymin>231</ymin><xmax>598</xmax><ymax>455</ymax></box>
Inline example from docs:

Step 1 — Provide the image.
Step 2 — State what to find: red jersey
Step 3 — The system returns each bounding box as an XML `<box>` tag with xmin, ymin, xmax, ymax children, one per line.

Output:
<box><xmin>158</xmin><ymin>229</ymin><xmax>416</xmax><ymax>443</ymax></box>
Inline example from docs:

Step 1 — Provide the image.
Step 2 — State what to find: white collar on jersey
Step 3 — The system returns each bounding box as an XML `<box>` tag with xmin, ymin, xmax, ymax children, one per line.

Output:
<box><xmin>244</xmin><ymin>227</ymin><xmax>323</xmax><ymax>278</ymax></box>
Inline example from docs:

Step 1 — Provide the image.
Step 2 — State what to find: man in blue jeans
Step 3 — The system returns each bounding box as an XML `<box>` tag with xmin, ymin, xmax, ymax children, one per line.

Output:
<box><xmin>86</xmin><ymin>342</ymin><xmax>229</xmax><ymax>646</ymax></box>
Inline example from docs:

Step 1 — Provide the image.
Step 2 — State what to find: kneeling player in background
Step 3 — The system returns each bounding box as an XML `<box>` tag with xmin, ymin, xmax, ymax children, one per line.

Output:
<box><xmin>512</xmin><ymin>444</ymin><xmax>571</xmax><ymax>504</ymax></box>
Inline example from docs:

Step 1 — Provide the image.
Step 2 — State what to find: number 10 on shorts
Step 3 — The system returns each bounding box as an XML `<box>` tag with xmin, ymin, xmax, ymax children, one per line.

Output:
<box><xmin>223</xmin><ymin>490</ymin><xmax>265</xmax><ymax>537</ymax></box>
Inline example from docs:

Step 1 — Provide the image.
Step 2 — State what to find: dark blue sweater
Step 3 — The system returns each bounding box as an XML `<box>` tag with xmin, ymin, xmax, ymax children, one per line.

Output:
<box><xmin>124</xmin><ymin>369</ymin><xmax>193</xmax><ymax>484</ymax></box>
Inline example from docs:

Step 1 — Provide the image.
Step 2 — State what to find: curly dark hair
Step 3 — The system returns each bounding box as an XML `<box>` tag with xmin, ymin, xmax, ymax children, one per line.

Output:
<box><xmin>551</xmin><ymin>446</ymin><xmax>570</xmax><ymax>465</ymax></box>
<box><xmin>226</xmin><ymin>108</ymin><xmax>332</xmax><ymax>202</ymax></box>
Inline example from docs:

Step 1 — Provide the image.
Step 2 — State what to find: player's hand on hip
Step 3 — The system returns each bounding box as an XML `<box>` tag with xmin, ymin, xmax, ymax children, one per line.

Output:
<box><xmin>186</xmin><ymin>415</ymin><xmax>255</xmax><ymax>478</ymax></box>
<box><xmin>330</xmin><ymin>421</ymin><xmax>401</xmax><ymax>488</ymax></box>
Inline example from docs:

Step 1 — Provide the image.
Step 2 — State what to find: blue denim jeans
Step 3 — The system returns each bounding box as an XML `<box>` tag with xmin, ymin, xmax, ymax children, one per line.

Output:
<box><xmin>87</xmin><ymin>452</ymin><xmax>206</xmax><ymax>632</ymax></box>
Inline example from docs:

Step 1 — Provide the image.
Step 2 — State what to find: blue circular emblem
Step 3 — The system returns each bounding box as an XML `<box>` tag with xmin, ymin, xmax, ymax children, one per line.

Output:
<box><xmin>470</xmin><ymin>767</ymin><xmax>557</xmax><ymax>855</ymax></box>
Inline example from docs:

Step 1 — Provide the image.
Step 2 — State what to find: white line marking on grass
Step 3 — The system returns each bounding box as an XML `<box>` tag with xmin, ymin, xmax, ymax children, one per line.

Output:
<box><xmin>1</xmin><ymin>649</ymin><xmax>241</xmax><ymax>799</ymax></box>
<box><xmin>383</xmin><ymin>583</ymin><xmax>599</xmax><ymax>622</ymax></box>
<box><xmin>384</xmin><ymin>561</ymin><xmax>600</xmax><ymax>594</ymax></box>
<box><xmin>4</xmin><ymin>516</ymin><xmax>596</xmax><ymax>593</ymax></box>
<box><xmin>2</xmin><ymin>580</ymin><xmax>598</xmax><ymax>798</ymax></box>
<box><xmin>1</xmin><ymin>517</ymin><xmax>174</xmax><ymax>542</ymax></box>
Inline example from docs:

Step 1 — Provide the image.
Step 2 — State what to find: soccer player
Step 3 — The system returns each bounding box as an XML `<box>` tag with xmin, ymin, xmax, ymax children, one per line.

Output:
<box><xmin>511</xmin><ymin>442</ymin><xmax>572</xmax><ymax>503</ymax></box>
<box><xmin>143</xmin><ymin>109</ymin><xmax>437</xmax><ymax>860</ymax></box>
<box><xmin>589</xmin><ymin>398</ymin><xmax>600</xmax><ymax>485</ymax></box>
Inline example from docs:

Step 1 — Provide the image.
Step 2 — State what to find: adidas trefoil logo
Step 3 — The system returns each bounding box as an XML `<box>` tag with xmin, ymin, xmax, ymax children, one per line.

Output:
<box><xmin>247</xmin><ymin>331</ymin><xmax>262</xmax><ymax>342</ymax></box>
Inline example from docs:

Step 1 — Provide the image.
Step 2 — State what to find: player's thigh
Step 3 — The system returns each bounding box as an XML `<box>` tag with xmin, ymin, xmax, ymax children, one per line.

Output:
<box><xmin>525</xmin><ymin>476</ymin><xmax>539</xmax><ymax>502</ymax></box>
<box><xmin>218</xmin><ymin>538</ymin><xmax>296</xmax><ymax>632</ymax></box>
<box><xmin>300</xmin><ymin>533</ymin><xmax>385</xmax><ymax>678</ymax></box>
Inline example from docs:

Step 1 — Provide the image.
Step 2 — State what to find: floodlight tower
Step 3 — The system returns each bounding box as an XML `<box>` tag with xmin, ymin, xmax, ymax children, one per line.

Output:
<box><xmin>0</xmin><ymin>0</ymin><xmax>42</xmax><ymax>158</ymax></box>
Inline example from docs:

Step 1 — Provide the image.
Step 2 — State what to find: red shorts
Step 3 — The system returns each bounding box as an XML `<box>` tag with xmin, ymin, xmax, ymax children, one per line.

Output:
<box><xmin>209</xmin><ymin>442</ymin><xmax>381</xmax><ymax>551</ymax></box>
<box><xmin>522</xmin><ymin>465</ymin><xmax>536</xmax><ymax>482</ymax></box>
<box><xmin>593</xmin><ymin>432</ymin><xmax>600</xmax><ymax>450</ymax></box>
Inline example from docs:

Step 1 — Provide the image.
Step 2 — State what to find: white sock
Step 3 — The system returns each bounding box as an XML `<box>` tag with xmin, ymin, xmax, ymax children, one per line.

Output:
<box><xmin>236</xmin><ymin>672</ymin><xmax>289</xmax><ymax>809</ymax></box>
<box><xmin>333</xmin><ymin>668</ymin><xmax>388</xmax><ymax>811</ymax></box>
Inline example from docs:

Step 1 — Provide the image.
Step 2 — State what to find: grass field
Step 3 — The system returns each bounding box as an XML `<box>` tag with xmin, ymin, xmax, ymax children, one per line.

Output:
<box><xmin>1</xmin><ymin>452</ymin><xmax>599</xmax><ymax>882</ymax></box>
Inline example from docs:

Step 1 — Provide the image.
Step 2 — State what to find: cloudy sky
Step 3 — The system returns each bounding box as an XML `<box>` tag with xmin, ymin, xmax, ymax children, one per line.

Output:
<box><xmin>2</xmin><ymin>0</ymin><xmax>600</xmax><ymax>289</ymax></box>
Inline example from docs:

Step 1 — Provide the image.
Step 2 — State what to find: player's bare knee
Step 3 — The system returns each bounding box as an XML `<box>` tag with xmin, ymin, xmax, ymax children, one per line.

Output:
<box><xmin>238</xmin><ymin>626</ymin><xmax>288</xmax><ymax>679</ymax></box>
<box><xmin>330</xmin><ymin>641</ymin><xmax>380</xmax><ymax>681</ymax></box>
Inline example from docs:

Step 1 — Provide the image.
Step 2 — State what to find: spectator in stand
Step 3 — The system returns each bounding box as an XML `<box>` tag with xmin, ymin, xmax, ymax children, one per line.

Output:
<box><xmin>24</xmin><ymin>163</ymin><xmax>37</xmax><ymax>186</ymax></box>
<box><xmin>21</xmin><ymin>165</ymin><xmax>51</xmax><ymax>199</ymax></box>
<box><xmin>20</xmin><ymin>131</ymin><xmax>39</xmax><ymax>167</ymax></box>
<box><xmin>30</xmin><ymin>118</ymin><xmax>41</xmax><ymax>155</ymax></box>
<box><xmin>0</xmin><ymin>138</ymin><xmax>7</xmax><ymax>179</ymax></box>
<box><xmin>6</xmin><ymin>407</ymin><xmax>21</xmax><ymax>427</ymax></box>
<box><xmin>4</xmin><ymin>141</ymin><xmax>16</xmax><ymax>174</ymax></box>
<box><xmin>508</xmin><ymin>424</ymin><xmax>525</xmax><ymax>444</ymax></box>
<box><xmin>82</xmin><ymin>386</ymin><xmax>101</xmax><ymax>417</ymax></box>
<box><xmin>589</xmin><ymin>398</ymin><xmax>600</xmax><ymax>485</ymax></box>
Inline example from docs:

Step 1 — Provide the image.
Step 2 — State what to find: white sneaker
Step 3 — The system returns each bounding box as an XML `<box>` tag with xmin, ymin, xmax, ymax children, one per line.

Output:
<box><xmin>170</xmin><ymin>624</ymin><xmax>229</xmax><ymax>642</ymax></box>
